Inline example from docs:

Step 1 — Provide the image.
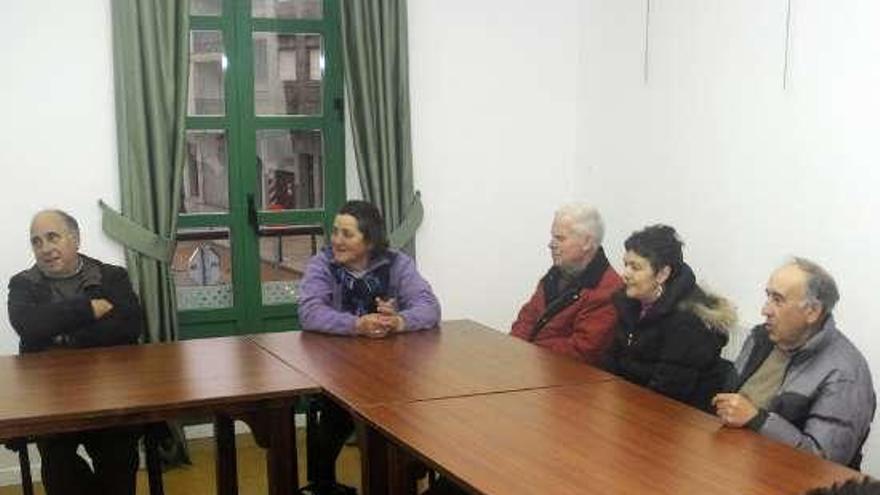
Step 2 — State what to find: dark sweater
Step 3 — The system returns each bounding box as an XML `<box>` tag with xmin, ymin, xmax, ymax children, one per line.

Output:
<box><xmin>7</xmin><ymin>255</ymin><xmax>144</xmax><ymax>353</ymax></box>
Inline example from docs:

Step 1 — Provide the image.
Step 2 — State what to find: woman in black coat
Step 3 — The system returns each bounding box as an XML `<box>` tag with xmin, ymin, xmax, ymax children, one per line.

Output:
<box><xmin>605</xmin><ymin>225</ymin><xmax>736</xmax><ymax>411</ymax></box>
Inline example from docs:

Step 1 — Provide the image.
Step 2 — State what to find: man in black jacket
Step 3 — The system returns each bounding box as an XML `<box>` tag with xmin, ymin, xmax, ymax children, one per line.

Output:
<box><xmin>7</xmin><ymin>209</ymin><xmax>143</xmax><ymax>495</ymax></box>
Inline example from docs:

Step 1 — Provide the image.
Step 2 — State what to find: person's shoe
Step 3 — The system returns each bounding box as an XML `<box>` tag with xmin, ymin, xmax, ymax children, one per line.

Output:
<box><xmin>299</xmin><ymin>481</ymin><xmax>357</xmax><ymax>495</ymax></box>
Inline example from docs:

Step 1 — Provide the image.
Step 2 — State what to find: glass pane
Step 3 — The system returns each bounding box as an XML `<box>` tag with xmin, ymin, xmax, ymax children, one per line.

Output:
<box><xmin>259</xmin><ymin>225</ymin><xmax>325</xmax><ymax>306</ymax></box>
<box><xmin>256</xmin><ymin>130</ymin><xmax>323</xmax><ymax>210</ymax></box>
<box><xmin>182</xmin><ymin>130</ymin><xmax>229</xmax><ymax>214</ymax></box>
<box><xmin>188</xmin><ymin>31</ymin><xmax>226</xmax><ymax>116</ymax></box>
<box><xmin>253</xmin><ymin>33</ymin><xmax>323</xmax><ymax>115</ymax></box>
<box><xmin>252</xmin><ymin>0</ymin><xmax>322</xmax><ymax>19</ymax></box>
<box><xmin>173</xmin><ymin>228</ymin><xmax>234</xmax><ymax>310</ymax></box>
<box><xmin>190</xmin><ymin>0</ymin><xmax>221</xmax><ymax>15</ymax></box>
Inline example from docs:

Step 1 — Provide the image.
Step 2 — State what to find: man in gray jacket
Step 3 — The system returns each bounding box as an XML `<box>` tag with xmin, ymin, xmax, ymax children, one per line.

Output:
<box><xmin>713</xmin><ymin>257</ymin><xmax>874</xmax><ymax>468</ymax></box>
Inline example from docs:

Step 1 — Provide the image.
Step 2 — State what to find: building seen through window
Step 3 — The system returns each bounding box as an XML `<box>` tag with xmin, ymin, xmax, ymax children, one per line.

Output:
<box><xmin>175</xmin><ymin>0</ymin><xmax>343</xmax><ymax>334</ymax></box>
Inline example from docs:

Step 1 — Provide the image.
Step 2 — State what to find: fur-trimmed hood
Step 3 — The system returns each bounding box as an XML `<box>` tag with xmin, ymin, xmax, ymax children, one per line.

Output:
<box><xmin>677</xmin><ymin>288</ymin><xmax>737</xmax><ymax>334</ymax></box>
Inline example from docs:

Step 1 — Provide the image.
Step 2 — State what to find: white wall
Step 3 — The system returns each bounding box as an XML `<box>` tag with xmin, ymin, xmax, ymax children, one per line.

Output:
<box><xmin>0</xmin><ymin>0</ymin><xmax>123</xmax><ymax>357</ymax></box>
<box><xmin>0</xmin><ymin>0</ymin><xmax>122</xmax><ymax>484</ymax></box>
<box><xmin>575</xmin><ymin>0</ymin><xmax>880</xmax><ymax>475</ymax></box>
<box><xmin>4</xmin><ymin>0</ymin><xmax>879</xmax><ymax>481</ymax></box>
<box><xmin>409</xmin><ymin>0</ymin><xmax>581</xmax><ymax>331</ymax></box>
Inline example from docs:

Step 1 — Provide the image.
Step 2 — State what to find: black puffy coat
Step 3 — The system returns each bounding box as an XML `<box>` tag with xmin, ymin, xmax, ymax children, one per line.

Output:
<box><xmin>605</xmin><ymin>263</ymin><xmax>736</xmax><ymax>411</ymax></box>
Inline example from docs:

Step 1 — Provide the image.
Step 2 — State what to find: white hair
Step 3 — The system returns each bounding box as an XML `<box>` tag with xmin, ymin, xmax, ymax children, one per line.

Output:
<box><xmin>554</xmin><ymin>203</ymin><xmax>604</xmax><ymax>245</ymax></box>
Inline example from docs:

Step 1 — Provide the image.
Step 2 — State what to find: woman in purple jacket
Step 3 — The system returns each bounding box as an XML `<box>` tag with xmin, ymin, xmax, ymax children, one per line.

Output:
<box><xmin>297</xmin><ymin>200</ymin><xmax>441</xmax><ymax>495</ymax></box>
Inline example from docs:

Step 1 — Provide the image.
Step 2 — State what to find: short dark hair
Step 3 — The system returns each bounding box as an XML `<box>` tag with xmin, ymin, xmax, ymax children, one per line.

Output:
<box><xmin>624</xmin><ymin>224</ymin><xmax>684</xmax><ymax>274</ymax></box>
<box><xmin>805</xmin><ymin>477</ymin><xmax>880</xmax><ymax>495</ymax></box>
<box><xmin>338</xmin><ymin>200</ymin><xmax>388</xmax><ymax>255</ymax></box>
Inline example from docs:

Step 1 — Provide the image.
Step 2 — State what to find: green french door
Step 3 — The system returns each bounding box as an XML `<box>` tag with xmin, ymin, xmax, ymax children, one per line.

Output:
<box><xmin>175</xmin><ymin>0</ymin><xmax>344</xmax><ymax>339</ymax></box>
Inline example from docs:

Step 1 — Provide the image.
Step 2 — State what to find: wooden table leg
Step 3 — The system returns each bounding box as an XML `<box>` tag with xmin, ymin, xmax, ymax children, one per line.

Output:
<box><xmin>265</xmin><ymin>402</ymin><xmax>298</xmax><ymax>495</ymax></box>
<box><xmin>18</xmin><ymin>443</ymin><xmax>34</xmax><ymax>495</ymax></box>
<box><xmin>357</xmin><ymin>420</ymin><xmax>389</xmax><ymax>495</ymax></box>
<box><xmin>144</xmin><ymin>425</ymin><xmax>165</xmax><ymax>495</ymax></box>
<box><xmin>386</xmin><ymin>441</ymin><xmax>417</xmax><ymax>495</ymax></box>
<box><xmin>214</xmin><ymin>414</ymin><xmax>238</xmax><ymax>495</ymax></box>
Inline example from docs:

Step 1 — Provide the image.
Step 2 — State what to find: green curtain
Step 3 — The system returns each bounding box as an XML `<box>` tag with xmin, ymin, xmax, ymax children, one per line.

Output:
<box><xmin>104</xmin><ymin>0</ymin><xmax>189</xmax><ymax>345</ymax></box>
<box><xmin>342</xmin><ymin>0</ymin><xmax>423</xmax><ymax>253</ymax></box>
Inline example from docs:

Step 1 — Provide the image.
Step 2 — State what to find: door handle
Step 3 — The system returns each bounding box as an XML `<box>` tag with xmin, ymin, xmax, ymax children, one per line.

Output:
<box><xmin>247</xmin><ymin>193</ymin><xmax>258</xmax><ymax>231</ymax></box>
<box><xmin>334</xmin><ymin>97</ymin><xmax>344</xmax><ymax>122</ymax></box>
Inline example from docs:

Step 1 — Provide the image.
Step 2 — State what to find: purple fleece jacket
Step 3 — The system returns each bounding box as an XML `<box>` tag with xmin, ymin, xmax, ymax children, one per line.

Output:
<box><xmin>297</xmin><ymin>247</ymin><xmax>441</xmax><ymax>335</ymax></box>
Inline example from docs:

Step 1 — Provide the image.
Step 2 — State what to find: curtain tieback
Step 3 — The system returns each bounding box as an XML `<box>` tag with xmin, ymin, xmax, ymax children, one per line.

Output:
<box><xmin>388</xmin><ymin>191</ymin><xmax>424</xmax><ymax>249</ymax></box>
<box><xmin>99</xmin><ymin>200</ymin><xmax>175</xmax><ymax>263</ymax></box>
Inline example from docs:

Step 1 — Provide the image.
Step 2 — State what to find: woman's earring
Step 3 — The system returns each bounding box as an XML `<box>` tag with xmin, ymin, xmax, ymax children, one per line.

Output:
<box><xmin>653</xmin><ymin>282</ymin><xmax>664</xmax><ymax>300</ymax></box>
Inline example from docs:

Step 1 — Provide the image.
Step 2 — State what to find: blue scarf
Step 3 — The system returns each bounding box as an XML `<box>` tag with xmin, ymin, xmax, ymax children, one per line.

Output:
<box><xmin>332</xmin><ymin>259</ymin><xmax>391</xmax><ymax>316</ymax></box>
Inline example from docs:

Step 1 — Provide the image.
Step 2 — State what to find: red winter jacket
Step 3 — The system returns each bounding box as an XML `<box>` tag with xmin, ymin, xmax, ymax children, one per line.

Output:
<box><xmin>511</xmin><ymin>249</ymin><xmax>622</xmax><ymax>365</ymax></box>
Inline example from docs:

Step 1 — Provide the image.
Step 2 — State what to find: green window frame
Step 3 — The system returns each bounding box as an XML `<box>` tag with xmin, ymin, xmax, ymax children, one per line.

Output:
<box><xmin>177</xmin><ymin>0</ymin><xmax>345</xmax><ymax>339</ymax></box>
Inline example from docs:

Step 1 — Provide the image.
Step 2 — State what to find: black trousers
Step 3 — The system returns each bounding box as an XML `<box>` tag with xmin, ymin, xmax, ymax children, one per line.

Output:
<box><xmin>36</xmin><ymin>427</ymin><xmax>139</xmax><ymax>495</ymax></box>
<box><xmin>308</xmin><ymin>397</ymin><xmax>354</xmax><ymax>484</ymax></box>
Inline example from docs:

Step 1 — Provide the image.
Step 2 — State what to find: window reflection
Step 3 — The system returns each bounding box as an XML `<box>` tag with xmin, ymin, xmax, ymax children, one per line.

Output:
<box><xmin>190</xmin><ymin>0</ymin><xmax>221</xmax><ymax>16</ymax></box>
<box><xmin>259</xmin><ymin>226</ymin><xmax>324</xmax><ymax>305</ymax></box>
<box><xmin>183</xmin><ymin>130</ymin><xmax>229</xmax><ymax>214</ymax></box>
<box><xmin>173</xmin><ymin>228</ymin><xmax>234</xmax><ymax>310</ymax></box>
<box><xmin>256</xmin><ymin>130</ymin><xmax>323</xmax><ymax>210</ymax></box>
<box><xmin>252</xmin><ymin>0</ymin><xmax>322</xmax><ymax>19</ymax></box>
<box><xmin>188</xmin><ymin>31</ymin><xmax>226</xmax><ymax>116</ymax></box>
<box><xmin>254</xmin><ymin>33</ymin><xmax>323</xmax><ymax>115</ymax></box>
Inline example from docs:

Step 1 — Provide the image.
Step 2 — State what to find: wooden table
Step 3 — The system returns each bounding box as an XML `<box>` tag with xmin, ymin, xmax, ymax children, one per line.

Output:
<box><xmin>362</xmin><ymin>379</ymin><xmax>860</xmax><ymax>494</ymax></box>
<box><xmin>0</xmin><ymin>337</ymin><xmax>319</xmax><ymax>495</ymax></box>
<box><xmin>250</xmin><ymin>320</ymin><xmax>614</xmax><ymax>410</ymax></box>
<box><xmin>250</xmin><ymin>320</ymin><xmax>616</xmax><ymax>493</ymax></box>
